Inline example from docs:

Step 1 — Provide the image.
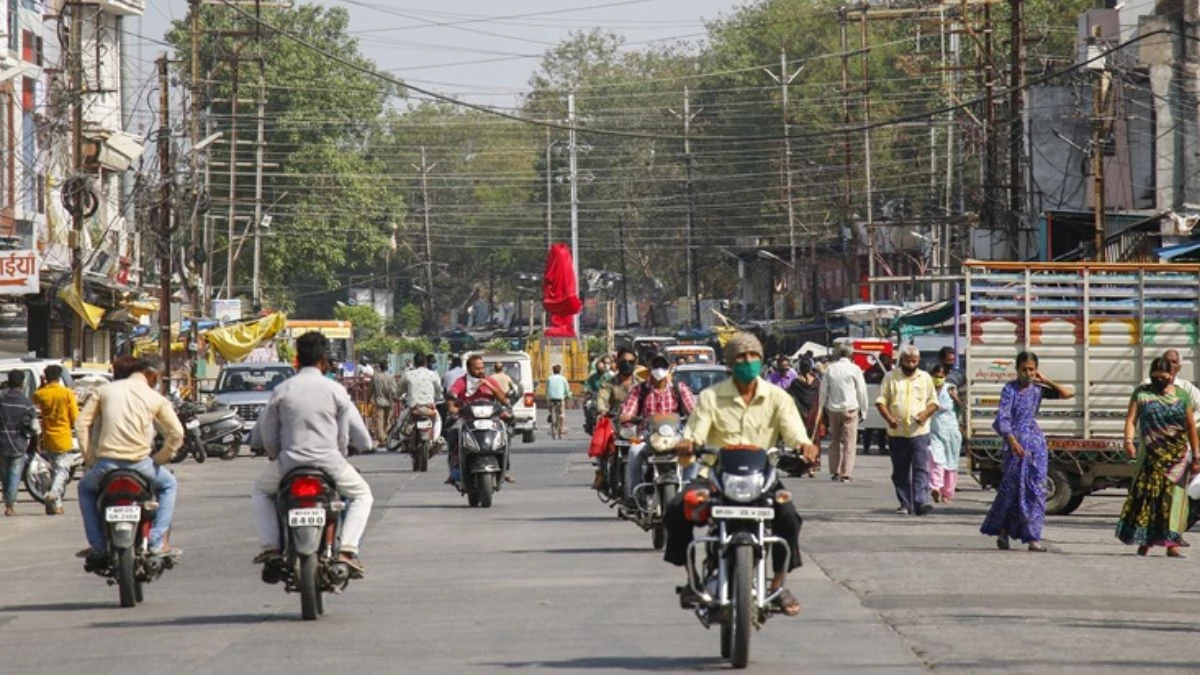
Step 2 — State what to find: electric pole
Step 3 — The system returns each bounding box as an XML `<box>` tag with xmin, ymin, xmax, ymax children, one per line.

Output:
<box><xmin>251</xmin><ymin>0</ymin><xmax>266</xmax><ymax>310</ymax></box>
<box><xmin>1091</xmin><ymin>27</ymin><xmax>1112</xmax><ymax>262</ymax></box>
<box><xmin>413</xmin><ymin>147</ymin><xmax>436</xmax><ymax>332</ymax></box>
<box><xmin>158</xmin><ymin>55</ymin><xmax>173</xmax><ymax>394</ymax></box>
<box><xmin>69</xmin><ymin>0</ymin><xmax>84</xmax><ymax>367</ymax></box>
<box><xmin>668</xmin><ymin>87</ymin><xmax>702</xmax><ymax>328</ymax></box>
<box><xmin>224</xmin><ymin>48</ymin><xmax>240</xmax><ymax>299</ymax></box>
<box><xmin>765</xmin><ymin>48</ymin><xmax>804</xmax><ymax>315</ymax></box>
<box><xmin>618</xmin><ymin>214</ymin><xmax>629</xmax><ymax>327</ymax></box>
<box><xmin>1009</xmin><ymin>0</ymin><xmax>1026</xmax><ymax>259</ymax></box>
<box><xmin>860</xmin><ymin>9</ymin><xmax>875</xmax><ymax>305</ymax></box>
<box><xmin>189</xmin><ymin>0</ymin><xmax>201</xmax><ymax>397</ymax></box>
<box><xmin>545</xmin><ymin>122</ymin><xmax>552</xmax><ymax>249</ymax></box>
<box><xmin>568</xmin><ymin>93</ymin><xmax>580</xmax><ymax>335</ymax></box>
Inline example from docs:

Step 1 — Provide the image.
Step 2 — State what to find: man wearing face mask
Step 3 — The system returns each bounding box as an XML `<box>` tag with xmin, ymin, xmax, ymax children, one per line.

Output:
<box><xmin>619</xmin><ymin>353</ymin><xmax>696</xmax><ymax>503</ymax></box>
<box><xmin>664</xmin><ymin>332</ymin><xmax>816</xmax><ymax>616</ymax></box>
<box><xmin>445</xmin><ymin>355</ymin><xmax>510</xmax><ymax>484</ymax></box>
<box><xmin>592</xmin><ymin>349</ymin><xmax>641</xmax><ymax>491</ymax></box>
<box><xmin>876</xmin><ymin>345</ymin><xmax>941</xmax><ymax>516</ymax></box>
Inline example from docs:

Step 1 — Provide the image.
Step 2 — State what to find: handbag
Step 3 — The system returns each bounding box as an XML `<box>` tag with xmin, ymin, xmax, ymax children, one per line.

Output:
<box><xmin>587</xmin><ymin>415</ymin><xmax>614</xmax><ymax>458</ymax></box>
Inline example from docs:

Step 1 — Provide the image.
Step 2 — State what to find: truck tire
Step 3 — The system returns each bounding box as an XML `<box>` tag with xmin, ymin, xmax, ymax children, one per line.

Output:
<box><xmin>1043</xmin><ymin>467</ymin><xmax>1076</xmax><ymax>515</ymax></box>
<box><xmin>1060</xmin><ymin>493</ymin><xmax>1085</xmax><ymax>515</ymax></box>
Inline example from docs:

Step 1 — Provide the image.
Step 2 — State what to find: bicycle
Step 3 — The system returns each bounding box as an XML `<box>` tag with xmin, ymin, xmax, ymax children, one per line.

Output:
<box><xmin>548</xmin><ymin>399</ymin><xmax>564</xmax><ymax>440</ymax></box>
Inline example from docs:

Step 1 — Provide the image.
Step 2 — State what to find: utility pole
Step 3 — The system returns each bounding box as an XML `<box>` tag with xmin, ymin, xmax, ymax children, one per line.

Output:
<box><xmin>69</xmin><ymin>0</ymin><xmax>84</xmax><ymax>367</ymax></box>
<box><xmin>188</xmin><ymin>0</ymin><xmax>202</xmax><ymax>399</ymax></box>
<box><xmin>668</xmin><ymin>87</ymin><xmax>702</xmax><ymax>328</ymax></box>
<box><xmin>545</xmin><ymin>122</ymin><xmax>552</xmax><ymax>249</ymax></box>
<box><xmin>1091</xmin><ymin>27</ymin><xmax>1113</xmax><ymax>262</ymax></box>
<box><xmin>840</xmin><ymin>11</ymin><xmax>856</xmax><ymax>305</ymax></box>
<box><xmin>982</xmin><ymin>0</ymin><xmax>998</xmax><ymax>233</ymax></box>
<box><xmin>158</xmin><ymin>55</ymin><xmax>173</xmax><ymax>394</ymax></box>
<box><xmin>765</xmin><ymin>48</ymin><xmax>804</xmax><ymax>315</ymax></box>
<box><xmin>224</xmin><ymin>47</ymin><xmax>240</xmax><ymax>299</ymax></box>
<box><xmin>860</xmin><ymin>8</ymin><xmax>875</xmax><ymax>305</ymax></box>
<box><xmin>618</xmin><ymin>214</ymin><xmax>629</xmax><ymax>327</ymax></box>
<box><xmin>251</xmin><ymin>0</ymin><xmax>266</xmax><ymax>310</ymax></box>
<box><xmin>567</xmin><ymin>94</ymin><xmax>581</xmax><ymax>335</ymax></box>
<box><xmin>413</xmin><ymin>147</ymin><xmax>436</xmax><ymax>331</ymax></box>
<box><xmin>1009</xmin><ymin>0</ymin><xmax>1025</xmax><ymax>259</ymax></box>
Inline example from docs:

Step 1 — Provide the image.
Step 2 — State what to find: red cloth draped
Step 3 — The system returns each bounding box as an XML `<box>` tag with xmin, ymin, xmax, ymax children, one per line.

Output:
<box><xmin>543</xmin><ymin>243</ymin><xmax>581</xmax><ymax>337</ymax></box>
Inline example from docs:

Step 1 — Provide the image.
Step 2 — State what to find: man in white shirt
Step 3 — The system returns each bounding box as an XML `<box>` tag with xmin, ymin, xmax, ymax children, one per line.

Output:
<box><xmin>442</xmin><ymin>355</ymin><xmax>465</xmax><ymax>393</ymax></box>
<box><xmin>818</xmin><ymin>344</ymin><xmax>868</xmax><ymax>482</ymax></box>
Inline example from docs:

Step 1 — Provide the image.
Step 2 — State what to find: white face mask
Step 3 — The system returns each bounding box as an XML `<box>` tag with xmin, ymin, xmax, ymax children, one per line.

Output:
<box><xmin>650</xmin><ymin>368</ymin><xmax>669</xmax><ymax>381</ymax></box>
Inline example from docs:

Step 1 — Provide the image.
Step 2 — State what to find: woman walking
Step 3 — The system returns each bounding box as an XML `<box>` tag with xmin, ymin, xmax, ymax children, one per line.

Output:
<box><xmin>1114</xmin><ymin>357</ymin><xmax>1200</xmax><ymax>557</ymax></box>
<box><xmin>927</xmin><ymin>364</ymin><xmax>963</xmax><ymax>503</ymax></box>
<box><xmin>787</xmin><ymin>357</ymin><xmax>823</xmax><ymax>478</ymax></box>
<box><xmin>980</xmin><ymin>351</ymin><xmax>1073</xmax><ymax>552</ymax></box>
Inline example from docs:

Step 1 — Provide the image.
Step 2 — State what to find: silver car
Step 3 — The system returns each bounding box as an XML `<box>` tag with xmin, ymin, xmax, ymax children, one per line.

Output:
<box><xmin>209</xmin><ymin>362</ymin><xmax>296</xmax><ymax>438</ymax></box>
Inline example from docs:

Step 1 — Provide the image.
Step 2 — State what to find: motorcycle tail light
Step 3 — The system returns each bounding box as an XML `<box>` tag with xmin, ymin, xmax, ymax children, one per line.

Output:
<box><xmin>104</xmin><ymin>476</ymin><xmax>144</xmax><ymax>496</ymax></box>
<box><xmin>288</xmin><ymin>476</ymin><xmax>324</xmax><ymax>499</ymax></box>
<box><xmin>523</xmin><ymin>392</ymin><xmax>535</xmax><ymax>407</ymax></box>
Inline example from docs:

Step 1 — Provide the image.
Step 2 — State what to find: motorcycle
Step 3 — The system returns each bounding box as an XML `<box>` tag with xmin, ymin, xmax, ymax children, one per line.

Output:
<box><xmin>267</xmin><ymin>468</ymin><xmax>353</xmax><ymax>621</ymax></box>
<box><xmin>85</xmin><ymin>470</ymin><xmax>178</xmax><ymax>608</ymax></box>
<box><xmin>621</xmin><ymin>414</ymin><xmax>686</xmax><ymax>550</ymax></box>
<box><xmin>388</xmin><ymin>404</ymin><xmax>441</xmax><ymax>473</ymax></box>
<box><xmin>597</xmin><ymin>419</ymin><xmax>637</xmax><ymax>508</ymax></box>
<box><xmin>171</xmin><ymin>400</ymin><xmax>244</xmax><ymax>463</ymax></box>
<box><xmin>582</xmin><ymin>393</ymin><xmax>597</xmax><ymax>436</ymax></box>
<box><xmin>452</xmin><ymin>400</ymin><xmax>509</xmax><ymax>508</ymax></box>
<box><xmin>681</xmin><ymin>446</ymin><xmax>791</xmax><ymax>669</ymax></box>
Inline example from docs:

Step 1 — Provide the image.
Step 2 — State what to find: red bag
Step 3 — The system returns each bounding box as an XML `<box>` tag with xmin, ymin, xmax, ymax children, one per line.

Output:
<box><xmin>588</xmin><ymin>415</ymin><xmax>614</xmax><ymax>458</ymax></box>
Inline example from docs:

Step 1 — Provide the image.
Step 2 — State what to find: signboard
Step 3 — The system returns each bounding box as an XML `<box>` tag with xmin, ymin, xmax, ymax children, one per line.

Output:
<box><xmin>0</xmin><ymin>250</ymin><xmax>40</xmax><ymax>295</ymax></box>
<box><xmin>212</xmin><ymin>298</ymin><xmax>243</xmax><ymax>322</ymax></box>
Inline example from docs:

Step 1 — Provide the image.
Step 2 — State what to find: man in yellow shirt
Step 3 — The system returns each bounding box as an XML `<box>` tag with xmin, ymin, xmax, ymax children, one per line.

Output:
<box><xmin>32</xmin><ymin>365</ymin><xmax>78</xmax><ymax>515</ymax></box>
<box><xmin>875</xmin><ymin>344</ymin><xmax>940</xmax><ymax>516</ymax></box>
<box><xmin>664</xmin><ymin>332</ymin><xmax>818</xmax><ymax>617</ymax></box>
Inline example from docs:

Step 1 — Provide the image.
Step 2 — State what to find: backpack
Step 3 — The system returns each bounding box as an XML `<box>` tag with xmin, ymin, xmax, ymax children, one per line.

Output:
<box><xmin>636</xmin><ymin>379</ymin><xmax>685</xmax><ymax>419</ymax></box>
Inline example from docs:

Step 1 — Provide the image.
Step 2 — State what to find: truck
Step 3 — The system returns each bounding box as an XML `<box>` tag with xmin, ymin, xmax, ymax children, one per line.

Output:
<box><xmin>964</xmin><ymin>261</ymin><xmax>1200</xmax><ymax>515</ymax></box>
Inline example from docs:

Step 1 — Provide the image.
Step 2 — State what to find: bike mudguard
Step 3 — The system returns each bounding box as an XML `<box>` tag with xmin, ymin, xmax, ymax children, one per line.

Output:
<box><xmin>469</xmin><ymin>455</ymin><xmax>501</xmax><ymax>474</ymax></box>
<box><xmin>108</xmin><ymin>522</ymin><xmax>137</xmax><ymax>549</ymax></box>
<box><xmin>289</xmin><ymin>526</ymin><xmax>323</xmax><ymax>556</ymax></box>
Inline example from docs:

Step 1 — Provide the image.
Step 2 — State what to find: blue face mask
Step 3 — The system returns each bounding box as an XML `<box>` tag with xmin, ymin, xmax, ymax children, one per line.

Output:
<box><xmin>732</xmin><ymin>360</ymin><xmax>763</xmax><ymax>384</ymax></box>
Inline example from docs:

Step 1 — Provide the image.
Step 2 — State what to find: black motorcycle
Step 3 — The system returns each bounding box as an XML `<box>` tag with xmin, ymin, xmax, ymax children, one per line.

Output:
<box><xmin>582</xmin><ymin>393</ymin><xmax>597</xmax><ymax>436</ymax></box>
<box><xmin>86</xmin><ymin>470</ymin><xmax>178</xmax><ymax>608</ymax></box>
<box><xmin>682</xmin><ymin>446</ymin><xmax>791</xmax><ymax>669</ymax></box>
<box><xmin>597</xmin><ymin>420</ymin><xmax>637</xmax><ymax>508</ymax></box>
<box><xmin>452</xmin><ymin>400</ymin><xmax>509</xmax><ymax>508</ymax></box>
<box><xmin>388</xmin><ymin>404</ymin><xmax>441</xmax><ymax>472</ymax></box>
<box><xmin>622</xmin><ymin>414</ymin><xmax>685</xmax><ymax>550</ymax></box>
<box><xmin>172</xmin><ymin>400</ymin><xmax>243</xmax><ymax>463</ymax></box>
<box><xmin>268</xmin><ymin>468</ymin><xmax>353</xmax><ymax>621</ymax></box>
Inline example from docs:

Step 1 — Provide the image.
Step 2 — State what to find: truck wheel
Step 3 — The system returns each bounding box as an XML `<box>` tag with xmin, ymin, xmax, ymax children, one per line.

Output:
<box><xmin>1060</xmin><ymin>494</ymin><xmax>1085</xmax><ymax>515</ymax></box>
<box><xmin>1043</xmin><ymin>467</ymin><xmax>1076</xmax><ymax>515</ymax></box>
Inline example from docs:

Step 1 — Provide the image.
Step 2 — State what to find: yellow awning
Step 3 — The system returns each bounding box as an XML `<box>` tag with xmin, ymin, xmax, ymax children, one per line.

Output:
<box><xmin>204</xmin><ymin>312</ymin><xmax>287</xmax><ymax>362</ymax></box>
<box><xmin>58</xmin><ymin>287</ymin><xmax>105</xmax><ymax>331</ymax></box>
<box><xmin>125</xmin><ymin>299</ymin><xmax>160</xmax><ymax>318</ymax></box>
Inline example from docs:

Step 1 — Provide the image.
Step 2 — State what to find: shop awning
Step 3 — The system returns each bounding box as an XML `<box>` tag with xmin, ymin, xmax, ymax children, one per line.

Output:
<box><xmin>58</xmin><ymin>287</ymin><xmax>104</xmax><ymax>331</ymax></box>
<box><xmin>204</xmin><ymin>312</ymin><xmax>287</xmax><ymax>362</ymax></box>
<box><xmin>890</xmin><ymin>300</ymin><xmax>961</xmax><ymax>331</ymax></box>
<box><xmin>1155</xmin><ymin>240</ymin><xmax>1200</xmax><ymax>261</ymax></box>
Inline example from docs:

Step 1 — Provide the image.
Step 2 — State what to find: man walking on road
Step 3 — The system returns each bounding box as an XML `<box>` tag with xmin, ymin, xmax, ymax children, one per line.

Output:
<box><xmin>0</xmin><ymin>370</ymin><xmax>37</xmax><ymax>516</ymax></box>
<box><xmin>876</xmin><ymin>345</ymin><xmax>940</xmax><ymax>515</ymax></box>
<box><xmin>546</xmin><ymin>365</ymin><xmax>571</xmax><ymax>438</ymax></box>
<box><xmin>819</xmin><ymin>344</ymin><xmax>868</xmax><ymax>482</ymax></box>
<box><xmin>32</xmin><ymin>365</ymin><xmax>78</xmax><ymax>514</ymax></box>
<box><xmin>369</xmin><ymin>361</ymin><xmax>398</xmax><ymax>451</ymax></box>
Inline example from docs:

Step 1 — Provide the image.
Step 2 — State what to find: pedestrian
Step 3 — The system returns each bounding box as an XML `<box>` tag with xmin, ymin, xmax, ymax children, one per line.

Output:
<box><xmin>786</xmin><ymin>357</ymin><xmax>823</xmax><ymax>478</ymax></box>
<box><xmin>443</xmin><ymin>355</ymin><xmax>465</xmax><ymax>392</ymax></box>
<box><xmin>927</xmin><ymin>364</ymin><xmax>962</xmax><ymax>504</ymax></box>
<box><xmin>546</xmin><ymin>364</ymin><xmax>571</xmax><ymax>437</ymax></box>
<box><xmin>32</xmin><ymin>364</ymin><xmax>79</xmax><ymax>515</ymax></box>
<box><xmin>767</xmin><ymin>355</ymin><xmax>798</xmax><ymax>390</ymax></box>
<box><xmin>820</xmin><ymin>344</ymin><xmax>868</xmax><ymax>482</ymax></box>
<box><xmin>875</xmin><ymin>345</ymin><xmax>940</xmax><ymax>515</ymax></box>
<box><xmin>0</xmin><ymin>370</ymin><xmax>38</xmax><ymax>516</ymax></box>
<box><xmin>368</xmin><ymin>361</ymin><xmax>398</xmax><ymax>451</ymax></box>
<box><xmin>980</xmin><ymin>350</ymin><xmax>1072</xmax><ymax>551</ymax></box>
<box><xmin>1115</xmin><ymin>356</ymin><xmax>1199</xmax><ymax>557</ymax></box>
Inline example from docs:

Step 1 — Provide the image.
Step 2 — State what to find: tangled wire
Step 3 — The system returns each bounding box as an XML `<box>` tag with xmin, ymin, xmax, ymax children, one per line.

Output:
<box><xmin>60</xmin><ymin>174</ymin><xmax>99</xmax><ymax>218</ymax></box>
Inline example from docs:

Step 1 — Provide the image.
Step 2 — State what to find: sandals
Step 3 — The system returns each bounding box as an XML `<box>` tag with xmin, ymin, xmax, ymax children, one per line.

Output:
<box><xmin>1167</xmin><ymin>546</ymin><xmax>1186</xmax><ymax>559</ymax></box>
<box><xmin>996</xmin><ymin>535</ymin><xmax>1011</xmax><ymax>551</ymax></box>
<box><xmin>339</xmin><ymin>553</ymin><xmax>366</xmax><ymax>579</ymax></box>
<box><xmin>1027</xmin><ymin>542</ymin><xmax>1047</xmax><ymax>553</ymax></box>
<box><xmin>253</xmin><ymin>549</ymin><xmax>283</xmax><ymax>564</ymax></box>
<box><xmin>772</xmin><ymin>588</ymin><xmax>801</xmax><ymax>617</ymax></box>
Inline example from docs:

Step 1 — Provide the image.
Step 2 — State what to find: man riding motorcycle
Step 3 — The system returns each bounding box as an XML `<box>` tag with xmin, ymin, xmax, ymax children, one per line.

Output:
<box><xmin>665</xmin><ymin>332</ymin><xmax>817</xmax><ymax>617</ymax></box>
<box><xmin>392</xmin><ymin>351</ymin><xmax>445</xmax><ymax>452</ymax></box>
<box><xmin>250</xmin><ymin>332</ymin><xmax>374</xmax><ymax>578</ymax></box>
<box><xmin>618</xmin><ymin>352</ymin><xmax>696</xmax><ymax>504</ymax></box>
<box><xmin>75</xmin><ymin>357</ymin><xmax>184</xmax><ymax>566</ymax></box>
<box><xmin>592</xmin><ymin>348</ymin><xmax>640</xmax><ymax>490</ymax></box>
<box><xmin>445</xmin><ymin>354</ymin><xmax>511</xmax><ymax>484</ymax></box>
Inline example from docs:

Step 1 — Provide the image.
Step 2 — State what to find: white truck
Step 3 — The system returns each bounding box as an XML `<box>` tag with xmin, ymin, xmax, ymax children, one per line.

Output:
<box><xmin>965</xmin><ymin>261</ymin><xmax>1200</xmax><ymax>514</ymax></box>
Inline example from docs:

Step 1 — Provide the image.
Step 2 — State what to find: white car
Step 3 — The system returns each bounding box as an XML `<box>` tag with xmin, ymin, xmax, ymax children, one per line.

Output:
<box><xmin>466</xmin><ymin>350</ymin><xmax>537</xmax><ymax>444</ymax></box>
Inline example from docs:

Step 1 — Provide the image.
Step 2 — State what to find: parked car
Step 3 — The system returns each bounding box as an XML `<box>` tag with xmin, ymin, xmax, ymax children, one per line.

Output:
<box><xmin>0</xmin><ymin>357</ymin><xmax>76</xmax><ymax>398</ymax></box>
<box><xmin>465</xmin><ymin>350</ymin><xmax>537</xmax><ymax>443</ymax></box>
<box><xmin>207</xmin><ymin>362</ymin><xmax>296</xmax><ymax>440</ymax></box>
<box><xmin>672</xmin><ymin>363</ymin><xmax>728</xmax><ymax>395</ymax></box>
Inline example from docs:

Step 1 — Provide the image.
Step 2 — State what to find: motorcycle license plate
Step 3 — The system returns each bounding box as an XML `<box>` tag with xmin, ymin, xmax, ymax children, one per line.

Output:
<box><xmin>105</xmin><ymin>505</ymin><xmax>142</xmax><ymax>523</ymax></box>
<box><xmin>287</xmin><ymin>508</ymin><xmax>326</xmax><ymax>527</ymax></box>
<box><xmin>472</xmin><ymin>419</ymin><xmax>494</xmax><ymax>430</ymax></box>
<box><xmin>416</xmin><ymin>420</ymin><xmax>433</xmax><ymax>429</ymax></box>
<box><xmin>711</xmin><ymin>506</ymin><xmax>774</xmax><ymax>520</ymax></box>
<box><xmin>185</xmin><ymin>419</ymin><xmax>200</xmax><ymax>430</ymax></box>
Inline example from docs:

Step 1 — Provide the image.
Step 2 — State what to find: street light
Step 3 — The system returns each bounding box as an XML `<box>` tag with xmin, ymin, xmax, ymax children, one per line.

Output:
<box><xmin>756</xmin><ymin>250</ymin><xmax>796</xmax><ymax>269</ymax></box>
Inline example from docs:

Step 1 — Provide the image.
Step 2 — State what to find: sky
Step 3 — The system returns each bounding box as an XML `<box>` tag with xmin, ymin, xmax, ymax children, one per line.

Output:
<box><xmin>132</xmin><ymin>0</ymin><xmax>749</xmax><ymax>109</ymax></box>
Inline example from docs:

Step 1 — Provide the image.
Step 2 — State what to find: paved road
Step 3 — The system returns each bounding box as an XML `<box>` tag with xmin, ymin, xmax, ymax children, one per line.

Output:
<box><xmin>2</xmin><ymin>409</ymin><xmax>1197</xmax><ymax>674</ymax></box>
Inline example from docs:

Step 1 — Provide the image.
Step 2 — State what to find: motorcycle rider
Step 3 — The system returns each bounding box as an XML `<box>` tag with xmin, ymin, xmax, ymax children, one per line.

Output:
<box><xmin>584</xmin><ymin>356</ymin><xmax>612</xmax><ymax>396</ymax></box>
<box><xmin>619</xmin><ymin>353</ymin><xmax>696</xmax><ymax>504</ymax></box>
<box><xmin>445</xmin><ymin>354</ymin><xmax>510</xmax><ymax>484</ymax></box>
<box><xmin>666</xmin><ymin>332</ymin><xmax>816</xmax><ymax>617</ymax></box>
<box><xmin>391</xmin><ymin>351</ymin><xmax>445</xmax><ymax>452</ymax></box>
<box><xmin>250</xmin><ymin>332</ymin><xmax>374</xmax><ymax>578</ymax></box>
<box><xmin>75</xmin><ymin>357</ymin><xmax>183</xmax><ymax>565</ymax></box>
<box><xmin>592</xmin><ymin>348</ymin><xmax>640</xmax><ymax>490</ymax></box>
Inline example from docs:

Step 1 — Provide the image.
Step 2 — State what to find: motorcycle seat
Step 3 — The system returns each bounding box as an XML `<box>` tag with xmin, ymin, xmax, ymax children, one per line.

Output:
<box><xmin>278</xmin><ymin>466</ymin><xmax>337</xmax><ymax>488</ymax></box>
<box><xmin>98</xmin><ymin>469</ymin><xmax>153</xmax><ymax>496</ymax></box>
<box><xmin>410</xmin><ymin>405</ymin><xmax>436</xmax><ymax>417</ymax></box>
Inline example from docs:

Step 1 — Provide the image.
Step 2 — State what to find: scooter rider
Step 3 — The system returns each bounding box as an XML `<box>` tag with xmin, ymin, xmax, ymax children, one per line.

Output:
<box><xmin>391</xmin><ymin>351</ymin><xmax>445</xmax><ymax>452</ymax></box>
<box><xmin>665</xmin><ymin>332</ymin><xmax>817</xmax><ymax>617</ymax></box>
<box><xmin>75</xmin><ymin>357</ymin><xmax>184</xmax><ymax>566</ymax></box>
<box><xmin>445</xmin><ymin>354</ymin><xmax>510</xmax><ymax>484</ymax></box>
<box><xmin>250</xmin><ymin>332</ymin><xmax>374</xmax><ymax>578</ymax></box>
<box><xmin>619</xmin><ymin>353</ymin><xmax>696</xmax><ymax>504</ymax></box>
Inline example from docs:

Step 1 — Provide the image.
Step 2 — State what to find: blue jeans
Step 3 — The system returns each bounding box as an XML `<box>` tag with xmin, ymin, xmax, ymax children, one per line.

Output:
<box><xmin>0</xmin><ymin>454</ymin><xmax>26</xmax><ymax>507</ymax></box>
<box><xmin>78</xmin><ymin>458</ymin><xmax>177</xmax><ymax>552</ymax></box>
<box><xmin>888</xmin><ymin>434</ymin><xmax>932</xmax><ymax>513</ymax></box>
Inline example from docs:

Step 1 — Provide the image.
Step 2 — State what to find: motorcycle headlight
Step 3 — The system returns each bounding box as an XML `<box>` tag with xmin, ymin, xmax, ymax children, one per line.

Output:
<box><xmin>650</xmin><ymin>433</ymin><xmax>678</xmax><ymax>453</ymax></box>
<box><xmin>461</xmin><ymin>432</ymin><xmax>479</xmax><ymax>451</ymax></box>
<box><xmin>722</xmin><ymin>474</ymin><xmax>765</xmax><ymax>503</ymax></box>
<box><xmin>490</xmin><ymin>431</ymin><xmax>507</xmax><ymax>451</ymax></box>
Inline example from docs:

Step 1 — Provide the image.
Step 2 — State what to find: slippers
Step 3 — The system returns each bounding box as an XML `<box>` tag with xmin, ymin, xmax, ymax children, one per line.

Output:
<box><xmin>772</xmin><ymin>588</ymin><xmax>801</xmax><ymax>617</ymax></box>
<box><xmin>339</xmin><ymin>554</ymin><xmax>365</xmax><ymax>579</ymax></box>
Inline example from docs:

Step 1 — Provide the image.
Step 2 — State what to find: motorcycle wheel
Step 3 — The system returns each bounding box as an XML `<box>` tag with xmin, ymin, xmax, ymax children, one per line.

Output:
<box><xmin>729</xmin><ymin>546</ymin><xmax>753</xmax><ymax>668</ymax></box>
<box><xmin>652</xmin><ymin>484</ymin><xmax>677</xmax><ymax>550</ymax></box>
<box><xmin>22</xmin><ymin>453</ymin><xmax>53</xmax><ymax>506</ymax></box>
<box><xmin>417</xmin><ymin>441</ymin><xmax>430</xmax><ymax>473</ymax></box>
<box><xmin>720</xmin><ymin>619</ymin><xmax>732</xmax><ymax>659</ymax></box>
<box><xmin>298</xmin><ymin>554</ymin><xmax>320</xmax><ymax>621</ymax></box>
<box><xmin>193</xmin><ymin>445</ymin><xmax>207</xmax><ymax>464</ymax></box>
<box><xmin>220</xmin><ymin>442</ymin><xmax>239</xmax><ymax>461</ymax></box>
<box><xmin>116</xmin><ymin>548</ymin><xmax>137</xmax><ymax>608</ymax></box>
<box><xmin>134</xmin><ymin>579</ymin><xmax>145</xmax><ymax>604</ymax></box>
<box><xmin>477</xmin><ymin>473</ymin><xmax>494</xmax><ymax>509</ymax></box>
